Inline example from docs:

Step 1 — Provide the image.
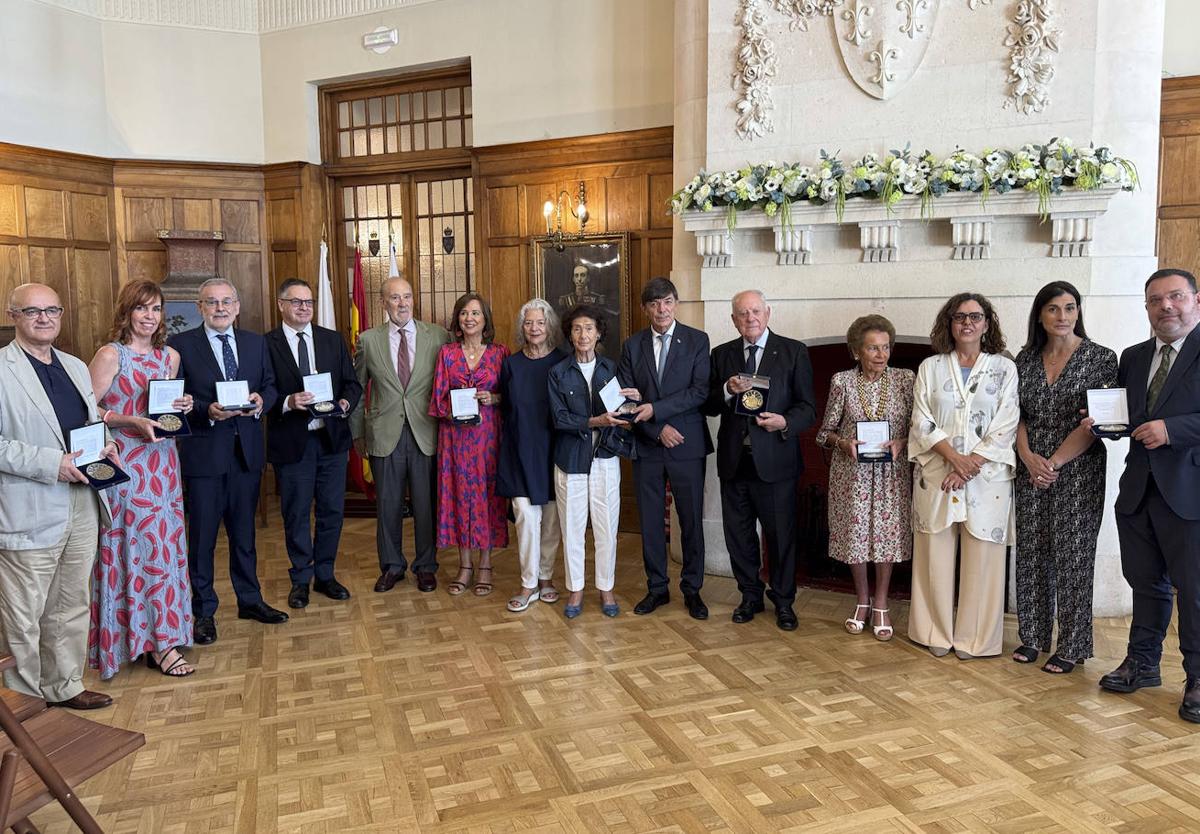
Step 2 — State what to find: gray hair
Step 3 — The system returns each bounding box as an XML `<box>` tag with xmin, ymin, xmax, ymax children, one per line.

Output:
<box><xmin>513</xmin><ymin>298</ymin><xmax>562</xmax><ymax>350</ymax></box>
<box><xmin>198</xmin><ymin>278</ymin><xmax>239</xmax><ymax>301</ymax></box>
<box><xmin>731</xmin><ymin>289</ymin><xmax>769</xmax><ymax>310</ymax></box>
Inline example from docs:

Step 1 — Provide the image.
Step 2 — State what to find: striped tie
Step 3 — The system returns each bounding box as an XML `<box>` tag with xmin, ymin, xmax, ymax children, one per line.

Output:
<box><xmin>1147</xmin><ymin>343</ymin><xmax>1174</xmax><ymax>412</ymax></box>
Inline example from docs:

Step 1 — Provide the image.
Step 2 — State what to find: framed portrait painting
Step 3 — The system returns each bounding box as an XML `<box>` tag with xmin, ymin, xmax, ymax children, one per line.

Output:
<box><xmin>530</xmin><ymin>232</ymin><xmax>630</xmax><ymax>360</ymax></box>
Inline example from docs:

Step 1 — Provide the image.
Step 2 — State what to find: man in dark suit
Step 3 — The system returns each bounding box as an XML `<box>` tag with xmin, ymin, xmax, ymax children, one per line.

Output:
<box><xmin>266</xmin><ymin>279</ymin><xmax>363</xmax><ymax>610</ymax></box>
<box><xmin>169</xmin><ymin>278</ymin><xmax>286</xmax><ymax>645</ymax></box>
<box><xmin>1098</xmin><ymin>268</ymin><xmax>1200</xmax><ymax>724</ymax></box>
<box><xmin>705</xmin><ymin>289</ymin><xmax>816</xmax><ymax>631</ymax></box>
<box><xmin>617</xmin><ymin>277</ymin><xmax>712</xmax><ymax>619</ymax></box>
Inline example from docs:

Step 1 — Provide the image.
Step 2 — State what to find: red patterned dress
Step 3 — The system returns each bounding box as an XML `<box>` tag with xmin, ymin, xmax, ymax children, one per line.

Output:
<box><xmin>428</xmin><ymin>343</ymin><xmax>510</xmax><ymax>549</ymax></box>
<box><xmin>88</xmin><ymin>343</ymin><xmax>192</xmax><ymax>679</ymax></box>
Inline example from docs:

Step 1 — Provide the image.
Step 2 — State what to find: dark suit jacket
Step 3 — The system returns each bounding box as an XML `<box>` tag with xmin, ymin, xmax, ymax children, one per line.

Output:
<box><xmin>704</xmin><ymin>330</ymin><xmax>817</xmax><ymax>484</ymax></box>
<box><xmin>265</xmin><ymin>325</ymin><xmax>363</xmax><ymax>465</ymax></box>
<box><xmin>1115</xmin><ymin>326</ymin><xmax>1200</xmax><ymax>520</ymax></box>
<box><xmin>168</xmin><ymin>325</ymin><xmax>278</xmax><ymax>477</ymax></box>
<box><xmin>616</xmin><ymin>322</ymin><xmax>713</xmax><ymax>461</ymax></box>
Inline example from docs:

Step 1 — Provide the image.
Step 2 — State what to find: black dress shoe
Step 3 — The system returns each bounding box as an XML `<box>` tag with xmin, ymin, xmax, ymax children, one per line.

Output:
<box><xmin>313</xmin><ymin>578</ymin><xmax>351</xmax><ymax>600</ymax></box>
<box><xmin>1180</xmin><ymin>677</ymin><xmax>1200</xmax><ymax>724</ymax></box>
<box><xmin>416</xmin><ymin>571</ymin><xmax>437</xmax><ymax>592</ymax></box>
<box><xmin>731</xmin><ymin>600</ymin><xmax>765</xmax><ymax>624</ymax></box>
<box><xmin>48</xmin><ymin>690</ymin><xmax>113</xmax><ymax>710</ymax></box>
<box><xmin>776</xmin><ymin>606</ymin><xmax>798</xmax><ymax>631</ymax></box>
<box><xmin>288</xmin><ymin>584</ymin><xmax>309</xmax><ymax>609</ymax></box>
<box><xmin>194</xmin><ymin>616</ymin><xmax>217</xmax><ymax>645</ymax></box>
<box><xmin>374</xmin><ymin>569</ymin><xmax>405</xmax><ymax>593</ymax></box>
<box><xmin>683</xmin><ymin>593</ymin><xmax>709</xmax><ymax>620</ymax></box>
<box><xmin>633</xmin><ymin>592</ymin><xmax>670</xmax><ymax>615</ymax></box>
<box><xmin>1099</xmin><ymin>656</ymin><xmax>1162</xmax><ymax>693</ymax></box>
<box><xmin>237</xmin><ymin>601</ymin><xmax>289</xmax><ymax>625</ymax></box>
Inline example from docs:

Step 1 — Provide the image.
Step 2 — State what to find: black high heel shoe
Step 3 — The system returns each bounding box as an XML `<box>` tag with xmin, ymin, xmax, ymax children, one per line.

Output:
<box><xmin>146</xmin><ymin>647</ymin><xmax>195</xmax><ymax>677</ymax></box>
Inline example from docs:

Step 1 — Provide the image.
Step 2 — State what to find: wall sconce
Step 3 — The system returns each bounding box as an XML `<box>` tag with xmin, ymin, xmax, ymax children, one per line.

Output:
<box><xmin>543</xmin><ymin>181</ymin><xmax>589</xmax><ymax>252</ymax></box>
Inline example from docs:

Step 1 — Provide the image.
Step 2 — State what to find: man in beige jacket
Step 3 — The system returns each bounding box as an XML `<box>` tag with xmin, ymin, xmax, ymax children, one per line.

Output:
<box><xmin>0</xmin><ymin>283</ymin><xmax>116</xmax><ymax>708</ymax></box>
<box><xmin>351</xmin><ymin>277</ymin><xmax>450</xmax><ymax>593</ymax></box>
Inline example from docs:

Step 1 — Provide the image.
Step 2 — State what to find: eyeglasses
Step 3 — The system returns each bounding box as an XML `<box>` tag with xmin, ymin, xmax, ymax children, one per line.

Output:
<box><xmin>1145</xmin><ymin>290</ymin><xmax>1192</xmax><ymax>309</ymax></box>
<box><xmin>200</xmin><ymin>298</ymin><xmax>238</xmax><ymax>309</ymax></box>
<box><xmin>281</xmin><ymin>299</ymin><xmax>314</xmax><ymax>309</ymax></box>
<box><xmin>951</xmin><ymin>312</ymin><xmax>986</xmax><ymax>324</ymax></box>
<box><xmin>10</xmin><ymin>306</ymin><xmax>65</xmax><ymax>320</ymax></box>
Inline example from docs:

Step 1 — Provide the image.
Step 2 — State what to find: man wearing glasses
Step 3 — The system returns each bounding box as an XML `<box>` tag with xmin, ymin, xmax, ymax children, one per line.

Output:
<box><xmin>169</xmin><ymin>278</ymin><xmax>285</xmax><ymax>645</ymax></box>
<box><xmin>1099</xmin><ymin>268</ymin><xmax>1200</xmax><ymax>724</ymax></box>
<box><xmin>0</xmin><ymin>284</ymin><xmax>116</xmax><ymax>708</ymax></box>
<box><xmin>265</xmin><ymin>279</ymin><xmax>362</xmax><ymax>609</ymax></box>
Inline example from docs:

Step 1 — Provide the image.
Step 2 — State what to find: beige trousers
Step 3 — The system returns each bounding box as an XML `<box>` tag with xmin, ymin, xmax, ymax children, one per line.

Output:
<box><xmin>908</xmin><ymin>523</ymin><xmax>1007</xmax><ymax>657</ymax></box>
<box><xmin>512</xmin><ymin>497</ymin><xmax>560</xmax><ymax>590</ymax></box>
<box><xmin>0</xmin><ymin>484</ymin><xmax>98</xmax><ymax>701</ymax></box>
<box><xmin>554</xmin><ymin>459</ymin><xmax>620</xmax><ymax>593</ymax></box>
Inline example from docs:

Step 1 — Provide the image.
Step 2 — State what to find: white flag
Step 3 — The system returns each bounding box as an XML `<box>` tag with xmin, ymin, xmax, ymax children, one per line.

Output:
<box><xmin>388</xmin><ymin>238</ymin><xmax>400</xmax><ymax>278</ymax></box>
<box><xmin>316</xmin><ymin>240</ymin><xmax>336</xmax><ymax>330</ymax></box>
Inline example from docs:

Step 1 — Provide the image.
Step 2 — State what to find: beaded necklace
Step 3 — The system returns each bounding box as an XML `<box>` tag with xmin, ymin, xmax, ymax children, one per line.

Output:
<box><xmin>855</xmin><ymin>367</ymin><xmax>890</xmax><ymax>420</ymax></box>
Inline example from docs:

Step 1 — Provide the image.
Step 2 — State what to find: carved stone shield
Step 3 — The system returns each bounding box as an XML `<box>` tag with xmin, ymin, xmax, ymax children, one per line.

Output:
<box><xmin>834</xmin><ymin>0</ymin><xmax>940</xmax><ymax>100</ymax></box>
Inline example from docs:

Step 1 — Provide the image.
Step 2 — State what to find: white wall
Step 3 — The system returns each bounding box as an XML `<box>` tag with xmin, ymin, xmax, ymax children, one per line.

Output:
<box><xmin>1163</xmin><ymin>0</ymin><xmax>1200</xmax><ymax>77</ymax></box>
<box><xmin>258</xmin><ymin>0</ymin><xmax>675</xmax><ymax>162</ymax></box>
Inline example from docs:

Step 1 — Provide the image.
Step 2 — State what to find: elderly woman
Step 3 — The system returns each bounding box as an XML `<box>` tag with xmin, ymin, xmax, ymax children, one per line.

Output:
<box><xmin>908</xmin><ymin>293</ymin><xmax>1019</xmax><ymax>660</ymax></box>
<box><xmin>498</xmin><ymin>299</ymin><xmax>568</xmax><ymax>612</ymax></box>
<box><xmin>816</xmin><ymin>315</ymin><xmax>914</xmax><ymax>641</ymax></box>
<box><xmin>1013</xmin><ymin>281</ymin><xmax>1117</xmax><ymax>673</ymax></box>
<box><xmin>88</xmin><ymin>279</ymin><xmax>195</xmax><ymax>678</ymax></box>
<box><xmin>428</xmin><ymin>292</ymin><xmax>510</xmax><ymax>597</ymax></box>
<box><xmin>547</xmin><ymin>305</ymin><xmax>638</xmax><ymax>619</ymax></box>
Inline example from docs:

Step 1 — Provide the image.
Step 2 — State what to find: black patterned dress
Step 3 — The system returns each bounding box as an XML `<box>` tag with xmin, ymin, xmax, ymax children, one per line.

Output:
<box><xmin>1014</xmin><ymin>338</ymin><xmax>1117</xmax><ymax>659</ymax></box>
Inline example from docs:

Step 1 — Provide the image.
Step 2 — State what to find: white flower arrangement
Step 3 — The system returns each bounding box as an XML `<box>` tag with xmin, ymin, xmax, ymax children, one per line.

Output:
<box><xmin>669</xmin><ymin>138</ymin><xmax>1137</xmax><ymax>224</ymax></box>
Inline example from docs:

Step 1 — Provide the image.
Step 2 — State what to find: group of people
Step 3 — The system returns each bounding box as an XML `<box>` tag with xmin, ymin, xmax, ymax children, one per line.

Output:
<box><xmin>1</xmin><ymin>265</ymin><xmax>1197</xmax><ymax>726</ymax></box>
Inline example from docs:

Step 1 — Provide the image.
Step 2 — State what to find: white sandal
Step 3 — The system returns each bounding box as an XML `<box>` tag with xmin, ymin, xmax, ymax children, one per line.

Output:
<box><xmin>871</xmin><ymin>607</ymin><xmax>893</xmax><ymax>642</ymax></box>
<box><xmin>507</xmin><ymin>588</ymin><xmax>540</xmax><ymax>612</ymax></box>
<box><xmin>845</xmin><ymin>602</ymin><xmax>870</xmax><ymax>634</ymax></box>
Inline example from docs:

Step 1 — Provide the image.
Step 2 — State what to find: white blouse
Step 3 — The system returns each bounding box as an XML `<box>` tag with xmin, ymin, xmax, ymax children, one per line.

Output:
<box><xmin>908</xmin><ymin>352</ymin><xmax>1020</xmax><ymax>543</ymax></box>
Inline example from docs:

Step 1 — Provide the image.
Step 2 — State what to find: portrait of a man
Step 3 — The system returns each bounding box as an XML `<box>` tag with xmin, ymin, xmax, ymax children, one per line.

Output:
<box><xmin>533</xmin><ymin>233</ymin><xmax>629</xmax><ymax>359</ymax></box>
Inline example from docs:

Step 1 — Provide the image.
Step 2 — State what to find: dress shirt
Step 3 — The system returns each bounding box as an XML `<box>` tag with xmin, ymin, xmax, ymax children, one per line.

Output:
<box><xmin>651</xmin><ymin>322</ymin><xmax>676</xmax><ymax>378</ymax></box>
<box><xmin>204</xmin><ymin>324</ymin><xmax>239</xmax><ymax>380</ymax></box>
<box><xmin>388</xmin><ymin>318</ymin><xmax>417</xmax><ymax>379</ymax></box>
<box><xmin>1147</xmin><ymin>333</ymin><xmax>1189</xmax><ymax>390</ymax></box>
<box><xmin>724</xmin><ymin>328</ymin><xmax>771</xmax><ymax>401</ymax></box>
<box><xmin>280</xmin><ymin>323</ymin><xmax>322</xmax><ymax>429</ymax></box>
<box><xmin>24</xmin><ymin>348</ymin><xmax>88</xmax><ymax>443</ymax></box>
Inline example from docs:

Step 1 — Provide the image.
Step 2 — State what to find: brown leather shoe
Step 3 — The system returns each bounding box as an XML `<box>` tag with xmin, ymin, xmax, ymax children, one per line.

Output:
<box><xmin>374</xmin><ymin>569</ymin><xmax>405</xmax><ymax>593</ymax></box>
<box><xmin>48</xmin><ymin>690</ymin><xmax>113</xmax><ymax>710</ymax></box>
<box><xmin>416</xmin><ymin>571</ymin><xmax>437</xmax><ymax>592</ymax></box>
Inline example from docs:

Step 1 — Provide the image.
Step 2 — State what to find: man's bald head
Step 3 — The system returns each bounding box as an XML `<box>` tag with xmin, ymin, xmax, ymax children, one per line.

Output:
<box><xmin>8</xmin><ymin>282</ymin><xmax>60</xmax><ymax>311</ymax></box>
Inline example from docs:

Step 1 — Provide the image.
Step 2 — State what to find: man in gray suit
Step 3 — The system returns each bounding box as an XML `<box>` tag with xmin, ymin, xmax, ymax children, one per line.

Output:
<box><xmin>1098</xmin><ymin>268</ymin><xmax>1200</xmax><ymax>724</ymax></box>
<box><xmin>0</xmin><ymin>283</ymin><xmax>116</xmax><ymax>709</ymax></box>
<box><xmin>351</xmin><ymin>276</ymin><xmax>450</xmax><ymax>593</ymax></box>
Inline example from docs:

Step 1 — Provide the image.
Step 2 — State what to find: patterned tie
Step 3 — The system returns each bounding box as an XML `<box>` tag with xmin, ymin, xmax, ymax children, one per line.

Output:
<box><xmin>656</xmin><ymin>333</ymin><xmax>670</xmax><ymax>383</ymax></box>
<box><xmin>744</xmin><ymin>344</ymin><xmax>759</xmax><ymax>375</ymax></box>
<box><xmin>1147</xmin><ymin>343</ymin><xmax>1174</xmax><ymax>412</ymax></box>
<box><xmin>396</xmin><ymin>326</ymin><xmax>411</xmax><ymax>388</ymax></box>
<box><xmin>297</xmin><ymin>332</ymin><xmax>311</xmax><ymax>376</ymax></box>
<box><xmin>217</xmin><ymin>333</ymin><xmax>238</xmax><ymax>380</ymax></box>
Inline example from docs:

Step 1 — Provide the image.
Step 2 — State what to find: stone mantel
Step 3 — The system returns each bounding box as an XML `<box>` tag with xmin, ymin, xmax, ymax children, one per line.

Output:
<box><xmin>680</xmin><ymin>187</ymin><xmax>1123</xmax><ymax>268</ymax></box>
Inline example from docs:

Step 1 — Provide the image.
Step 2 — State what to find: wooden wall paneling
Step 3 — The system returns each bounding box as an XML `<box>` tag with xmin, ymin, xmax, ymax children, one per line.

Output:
<box><xmin>1159</xmin><ymin>77</ymin><xmax>1200</xmax><ymax>274</ymax></box>
<box><xmin>605</xmin><ymin>175</ymin><xmax>647</xmax><ymax>232</ymax></box>
<box><xmin>486</xmin><ymin>244</ymin><xmax>525</xmax><ymax>348</ymax></box>
<box><xmin>72</xmin><ymin>247</ymin><xmax>115</xmax><ymax>354</ymax></box>
<box><xmin>1159</xmin><ymin>135</ymin><xmax>1200</xmax><ymax>208</ymax></box>
<box><xmin>24</xmin><ymin>187</ymin><xmax>67</xmax><ymax>239</ymax></box>
<box><xmin>0</xmin><ymin>244</ymin><xmax>23</xmax><ymax>303</ymax></box>
<box><xmin>264</xmin><ymin>162</ymin><xmax>329</xmax><ymax>331</ymax></box>
<box><xmin>27</xmin><ymin>245</ymin><xmax>73</xmax><ymax>352</ymax></box>
<box><xmin>123</xmin><ymin>196</ymin><xmax>167</xmax><ymax>243</ymax></box>
<box><xmin>487</xmin><ymin>185</ymin><xmax>520</xmax><ymax>239</ymax></box>
<box><xmin>221</xmin><ymin>199</ymin><xmax>261</xmax><ymax>244</ymax></box>
<box><xmin>648</xmin><ymin>173</ymin><xmax>674</xmax><ymax>229</ymax></box>
<box><xmin>0</xmin><ymin>183</ymin><xmax>18</xmax><ymax>235</ymax></box>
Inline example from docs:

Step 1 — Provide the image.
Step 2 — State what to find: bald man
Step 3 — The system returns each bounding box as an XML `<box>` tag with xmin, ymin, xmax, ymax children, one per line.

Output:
<box><xmin>0</xmin><ymin>284</ymin><xmax>116</xmax><ymax>708</ymax></box>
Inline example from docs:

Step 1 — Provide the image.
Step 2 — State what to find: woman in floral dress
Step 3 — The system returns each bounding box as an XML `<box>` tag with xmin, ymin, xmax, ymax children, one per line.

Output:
<box><xmin>87</xmin><ymin>279</ymin><xmax>194</xmax><ymax>679</ymax></box>
<box><xmin>816</xmin><ymin>315</ymin><xmax>914</xmax><ymax>641</ymax></box>
<box><xmin>428</xmin><ymin>293</ymin><xmax>509</xmax><ymax>597</ymax></box>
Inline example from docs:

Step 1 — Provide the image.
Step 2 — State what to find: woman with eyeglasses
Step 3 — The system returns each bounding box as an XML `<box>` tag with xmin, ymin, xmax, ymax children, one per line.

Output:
<box><xmin>1011</xmin><ymin>282</ymin><xmax>1117</xmax><ymax>673</ymax></box>
<box><xmin>908</xmin><ymin>293</ymin><xmax>1019</xmax><ymax>660</ymax></box>
<box><xmin>86</xmin><ymin>279</ymin><xmax>196</xmax><ymax>679</ymax></box>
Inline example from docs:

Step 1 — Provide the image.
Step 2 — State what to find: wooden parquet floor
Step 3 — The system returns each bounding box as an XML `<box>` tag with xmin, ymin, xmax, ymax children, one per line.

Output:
<box><xmin>27</xmin><ymin>511</ymin><xmax>1200</xmax><ymax>833</ymax></box>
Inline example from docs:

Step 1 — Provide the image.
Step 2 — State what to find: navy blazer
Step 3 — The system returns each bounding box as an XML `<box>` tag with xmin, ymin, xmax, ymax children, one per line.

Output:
<box><xmin>704</xmin><ymin>330</ymin><xmax>817</xmax><ymax>484</ymax></box>
<box><xmin>548</xmin><ymin>354</ymin><xmax>634</xmax><ymax>474</ymax></box>
<box><xmin>1115</xmin><ymin>326</ymin><xmax>1200</xmax><ymax>520</ymax></box>
<box><xmin>616</xmin><ymin>322</ymin><xmax>713</xmax><ymax>461</ymax></box>
<box><xmin>264</xmin><ymin>325</ymin><xmax>362</xmax><ymax>464</ymax></box>
<box><xmin>168</xmin><ymin>325</ymin><xmax>278</xmax><ymax>477</ymax></box>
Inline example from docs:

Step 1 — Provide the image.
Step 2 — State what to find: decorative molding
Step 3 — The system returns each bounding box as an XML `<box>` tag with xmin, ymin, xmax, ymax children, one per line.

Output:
<box><xmin>773</xmin><ymin>0</ymin><xmax>845</xmax><ymax>32</ymax></box>
<box><xmin>733</xmin><ymin>0</ymin><xmax>780</xmax><ymax>140</ymax></box>
<box><xmin>1003</xmin><ymin>0</ymin><xmax>1061</xmax><ymax>114</ymax></box>
<box><xmin>967</xmin><ymin>0</ymin><xmax>993</xmax><ymax>8</ymax></box>
<box><xmin>31</xmin><ymin>0</ymin><xmax>444</xmax><ymax>34</ymax></box>
<box><xmin>836</xmin><ymin>0</ymin><xmax>938</xmax><ymax>100</ymax></box>
<box><xmin>896</xmin><ymin>0</ymin><xmax>929</xmax><ymax>40</ymax></box>
<box><xmin>840</xmin><ymin>1</ymin><xmax>873</xmax><ymax>45</ymax></box>
<box><xmin>679</xmin><ymin>187</ymin><xmax>1121</xmax><ymax>266</ymax></box>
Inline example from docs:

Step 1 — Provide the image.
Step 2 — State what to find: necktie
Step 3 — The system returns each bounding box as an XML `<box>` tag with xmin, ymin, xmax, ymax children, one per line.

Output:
<box><xmin>396</xmin><ymin>326</ymin><xmax>411</xmax><ymax>388</ymax></box>
<box><xmin>656</xmin><ymin>333</ymin><xmax>670</xmax><ymax>383</ymax></box>
<box><xmin>217</xmin><ymin>333</ymin><xmax>238</xmax><ymax>380</ymax></box>
<box><xmin>1147</xmin><ymin>343</ymin><xmax>1174</xmax><ymax>412</ymax></box>
<box><xmin>297</xmin><ymin>332</ymin><xmax>311</xmax><ymax>376</ymax></box>
<box><xmin>744</xmin><ymin>344</ymin><xmax>759</xmax><ymax>375</ymax></box>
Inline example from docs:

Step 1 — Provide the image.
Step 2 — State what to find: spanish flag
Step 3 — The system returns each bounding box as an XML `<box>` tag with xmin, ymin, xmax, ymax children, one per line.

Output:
<box><xmin>348</xmin><ymin>244</ymin><xmax>375</xmax><ymax>497</ymax></box>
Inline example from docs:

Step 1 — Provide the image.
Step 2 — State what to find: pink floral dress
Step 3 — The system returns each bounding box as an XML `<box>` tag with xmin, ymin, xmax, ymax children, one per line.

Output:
<box><xmin>88</xmin><ymin>343</ymin><xmax>192</xmax><ymax>679</ymax></box>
